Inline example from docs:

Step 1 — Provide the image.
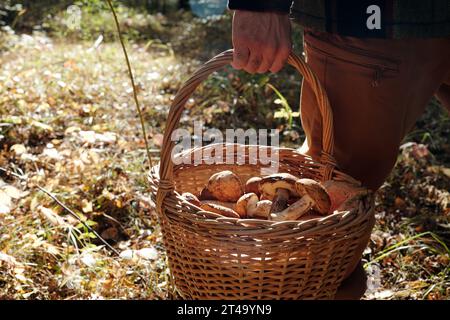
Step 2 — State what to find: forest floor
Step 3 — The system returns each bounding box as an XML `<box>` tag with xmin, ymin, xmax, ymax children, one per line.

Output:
<box><xmin>0</xmin><ymin>11</ymin><xmax>449</xmax><ymax>299</ymax></box>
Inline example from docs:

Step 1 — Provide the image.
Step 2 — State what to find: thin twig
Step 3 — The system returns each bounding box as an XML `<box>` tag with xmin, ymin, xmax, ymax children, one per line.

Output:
<box><xmin>0</xmin><ymin>166</ymin><xmax>120</xmax><ymax>256</ymax></box>
<box><xmin>105</xmin><ymin>0</ymin><xmax>153</xmax><ymax>168</ymax></box>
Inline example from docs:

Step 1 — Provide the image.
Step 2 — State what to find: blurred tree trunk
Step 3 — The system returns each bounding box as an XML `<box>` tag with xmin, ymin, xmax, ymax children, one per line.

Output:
<box><xmin>4</xmin><ymin>0</ymin><xmax>192</xmax><ymax>19</ymax></box>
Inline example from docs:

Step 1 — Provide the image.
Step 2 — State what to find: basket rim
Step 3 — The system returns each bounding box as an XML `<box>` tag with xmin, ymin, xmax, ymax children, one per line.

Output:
<box><xmin>148</xmin><ymin>144</ymin><xmax>374</xmax><ymax>234</ymax></box>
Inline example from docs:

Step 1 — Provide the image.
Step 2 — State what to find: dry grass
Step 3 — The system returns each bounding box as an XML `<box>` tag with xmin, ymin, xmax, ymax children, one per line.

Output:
<box><xmin>0</xmin><ymin>13</ymin><xmax>449</xmax><ymax>300</ymax></box>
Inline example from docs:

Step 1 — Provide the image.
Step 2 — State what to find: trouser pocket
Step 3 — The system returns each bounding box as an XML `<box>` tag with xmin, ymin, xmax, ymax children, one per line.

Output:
<box><xmin>304</xmin><ymin>30</ymin><xmax>401</xmax><ymax>87</ymax></box>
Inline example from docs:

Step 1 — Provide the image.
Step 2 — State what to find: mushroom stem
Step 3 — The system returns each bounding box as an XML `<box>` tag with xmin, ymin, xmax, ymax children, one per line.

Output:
<box><xmin>199</xmin><ymin>187</ymin><xmax>215</xmax><ymax>200</ymax></box>
<box><xmin>200</xmin><ymin>202</ymin><xmax>240</xmax><ymax>219</ymax></box>
<box><xmin>295</xmin><ymin>179</ymin><xmax>331</xmax><ymax>215</ymax></box>
<box><xmin>182</xmin><ymin>192</ymin><xmax>202</xmax><ymax>207</ymax></box>
<box><xmin>205</xmin><ymin>170</ymin><xmax>244</xmax><ymax>202</ymax></box>
<box><xmin>248</xmin><ymin>200</ymin><xmax>273</xmax><ymax>219</ymax></box>
<box><xmin>235</xmin><ymin>193</ymin><xmax>258</xmax><ymax>218</ymax></box>
<box><xmin>269</xmin><ymin>196</ymin><xmax>314</xmax><ymax>221</ymax></box>
<box><xmin>259</xmin><ymin>173</ymin><xmax>299</xmax><ymax>201</ymax></box>
<box><xmin>269</xmin><ymin>188</ymin><xmax>290</xmax><ymax>213</ymax></box>
<box><xmin>335</xmin><ymin>191</ymin><xmax>370</xmax><ymax>213</ymax></box>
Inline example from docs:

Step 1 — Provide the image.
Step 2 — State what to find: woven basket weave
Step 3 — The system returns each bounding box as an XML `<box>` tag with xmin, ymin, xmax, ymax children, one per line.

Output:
<box><xmin>148</xmin><ymin>50</ymin><xmax>375</xmax><ymax>300</ymax></box>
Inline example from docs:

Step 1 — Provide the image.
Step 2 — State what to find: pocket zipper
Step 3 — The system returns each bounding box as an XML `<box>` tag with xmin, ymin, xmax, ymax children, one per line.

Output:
<box><xmin>305</xmin><ymin>40</ymin><xmax>399</xmax><ymax>87</ymax></box>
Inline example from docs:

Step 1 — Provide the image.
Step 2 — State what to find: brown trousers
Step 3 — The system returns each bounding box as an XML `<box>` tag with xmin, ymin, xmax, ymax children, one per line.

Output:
<box><xmin>300</xmin><ymin>31</ymin><xmax>450</xmax><ymax>298</ymax></box>
<box><xmin>300</xmin><ymin>30</ymin><xmax>450</xmax><ymax>191</ymax></box>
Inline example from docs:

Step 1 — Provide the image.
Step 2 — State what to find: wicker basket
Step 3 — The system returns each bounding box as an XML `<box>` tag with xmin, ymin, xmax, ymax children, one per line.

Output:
<box><xmin>148</xmin><ymin>50</ymin><xmax>375</xmax><ymax>300</ymax></box>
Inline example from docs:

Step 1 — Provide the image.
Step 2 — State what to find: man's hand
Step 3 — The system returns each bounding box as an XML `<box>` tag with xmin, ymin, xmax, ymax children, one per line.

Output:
<box><xmin>232</xmin><ymin>10</ymin><xmax>292</xmax><ymax>74</ymax></box>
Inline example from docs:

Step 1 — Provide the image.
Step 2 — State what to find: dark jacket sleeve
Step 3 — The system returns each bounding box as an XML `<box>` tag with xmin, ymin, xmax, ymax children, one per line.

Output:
<box><xmin>228</xmin><ymin>0</ymin><xmax>293</xmax><ymax>13</ymax></box>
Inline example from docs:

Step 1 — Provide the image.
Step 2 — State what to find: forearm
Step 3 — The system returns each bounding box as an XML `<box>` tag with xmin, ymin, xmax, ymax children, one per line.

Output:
<box><xmin>228</xmin><ymin>0</ymin><xmax>292</xmax><ymax>13</ymax></box>
<box><xmin>229</xmin><ymin>1</ymin><xmax>293</xmax><ymax>74</ymax></box>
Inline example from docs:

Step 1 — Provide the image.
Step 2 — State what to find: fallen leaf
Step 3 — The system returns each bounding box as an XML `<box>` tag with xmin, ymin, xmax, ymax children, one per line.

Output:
<box><xmin>42</xmin><ymin>147</ymin><xmax>63</xmax><ymax>160</ymax></box>
<box><xmin>31</xmin><ymin>120</ymin><xmax>53</xmax><ymax>132</ymax></box>
<box><xmin>0</xmin><ymin>190</ymin><xmax>12</xmax><ymax>214</ymax></box>
<box><xmin>63</xmin><ymin>59</ymin><xmax>77</xmax><ymax>69</ymax></box>
<box><xmin>81</xmin><ymin>254</ymin><xmax>97</xmax><ymax>267</ymax></box>
<box><xmin>15</xmin><ymin>273</ymin><xmax>30</xmax><ymax>283</ymax></box>
<box><xmin>411</xmin><ymin>143</ymin><xmax>429</xmax><ymax>160</ymax></box>
<box><xmin>136</xmin><ymin>247</ymin><xmax>158</xmax><ymax>260</ymax></box>
<box><xmin>78</xmin><ymin>130</ymin><xmax>117</xmax><ymax>144</ymax></box>
<box><xmin>427</xmin><ymin>165</ymin><xmax>450</xmax><ymax>178</ymax></box>
<box><xmin>100</xmin><ymin>227</ymin><xmax>119</xmax><ymax>241</ymax></box>
<box><xmin>43</xmin><ymin>243</ymin><xmax>61</xmax><ymax>256</ymax></box>
<box><xmin>78</xmin><ymin>130</ymin><xmax>97</xmax><ymax>144</ymax></box>
<box><xmin>119</xmin><ymin>249</ymin><xmax>134</xmax><ymax>260</ymax></box>
<box><xmin>64</xmin><ymin>126</ymin><xmax>81</xmax><ymax>135</ymax></box>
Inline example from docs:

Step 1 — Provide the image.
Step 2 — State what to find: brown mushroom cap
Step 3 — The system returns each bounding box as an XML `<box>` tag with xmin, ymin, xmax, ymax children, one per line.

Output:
<box><xmin>269</xmin><ymin>188</ymin><xmax>290</xmax><ymax>213</ymax></box>
<box><xmin>206</xmin><ymin>170</ymin><xmax>244</xmax><ymax>202</ymax></box>
<box><xmin>201</xmin><ymin>200</ymin><xmax>236</xmax><ymax>210</ymax></box>
<box><xmin>245</xmin><ymin>177</ymin><xmax>262</xmax><ymax>196</ymax></box>
<box><xmin>295</xmin><ymin>179</ymin><xmax>331</xmax><ymax>214</ymax></box>
<box><xmin>200</xmin><ymin>202</ymin><xmax>241</xmax><ymax>219</ymax></box>
<box><xmin>235</xmin><ymin>193</ymin><xmax>258</xmax><ymax>218</ymax></box>
<box><xmin>258</xmin><ymin>173</ymin><xmax>299</xmax><ymax>200</ymax></box>
<box><xmin>287</xmin><ymin>196</ymin><xmax>300</xmax><ymax>205</ymax></box>
<box><xmin>269</xmin><ymin>196</ymin><xmax>314</xmax><ymax>221</ymax></box>
<box><xmin>199</xmin><ymin>187</ymin><xmax>215</xmax><ymax>200</ymax></box>
<box><xmin>322</xmin><ymin>180</ymin><xmax>366</xmax><ymax>212</ymax></box>
<box><xmin>260</xmin><ymin>194</ymin><xmax>271</xmax><ymax>201</ymax></box>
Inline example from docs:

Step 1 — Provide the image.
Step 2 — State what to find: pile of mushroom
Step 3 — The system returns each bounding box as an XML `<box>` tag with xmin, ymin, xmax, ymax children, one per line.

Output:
<box><xmin>181</xmin><ymin>170</ymin><xmax>366</xmax><ymax>222</ymax></box>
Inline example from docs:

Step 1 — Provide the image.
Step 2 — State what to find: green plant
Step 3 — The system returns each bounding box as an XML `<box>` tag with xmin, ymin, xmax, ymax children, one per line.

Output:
<box><xmin>43</xmin><ymin>1</ymin><xmax>163</xmax><ymax>41</ymax></box>
<box><xmin>267</xmin><ymin>83</ymin><xmax>299</xmax><ymax>129</ymax></box>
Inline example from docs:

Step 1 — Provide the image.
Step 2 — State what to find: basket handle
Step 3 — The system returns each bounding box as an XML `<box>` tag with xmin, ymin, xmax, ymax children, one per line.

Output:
<box><xmin>156</xmin><ymin>49</ymin><xmax>336</xmax><ymax>213</ymax></box>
